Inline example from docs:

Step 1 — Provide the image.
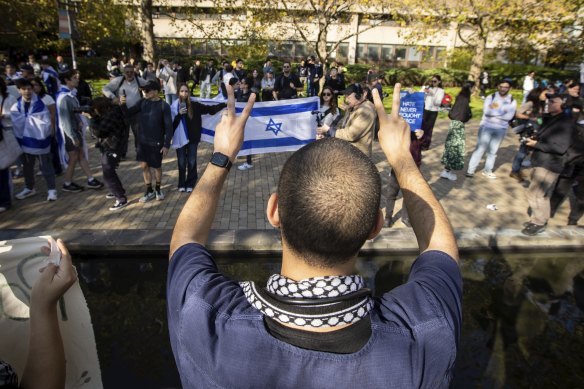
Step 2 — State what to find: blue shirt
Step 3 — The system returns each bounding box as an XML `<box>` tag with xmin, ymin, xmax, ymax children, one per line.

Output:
<box><xmin>167</xmin><ymin>244</ymin><xmax>462</xmax><ymax>388</ymax></box>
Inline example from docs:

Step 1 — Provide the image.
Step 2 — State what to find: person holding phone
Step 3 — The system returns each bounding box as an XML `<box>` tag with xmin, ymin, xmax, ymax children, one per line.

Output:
<box><xmin>171</xmin><ymin>83</ymin><xmax>226</xmax><ymax>192</ymax></box>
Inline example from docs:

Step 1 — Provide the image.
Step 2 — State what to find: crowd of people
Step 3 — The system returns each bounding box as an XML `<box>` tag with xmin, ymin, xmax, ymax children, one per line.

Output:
<box><xmin>1</xmin><ymin>50</ymin><xmax>584</xmax><ymax>387</ymax></box>
<box><xmin>0</xmin><ymin>54</ymin><xmax>583</xmax><ymax>235</ymax></box>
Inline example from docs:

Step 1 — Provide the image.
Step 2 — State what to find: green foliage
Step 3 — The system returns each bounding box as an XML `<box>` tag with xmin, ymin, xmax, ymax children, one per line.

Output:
<box><xmin>382</xmin><ymin>68</ymin><xmax>469</xmax><ymax>87</ymax></box>
<box><xmin>484</xmin><ymin>63</ymin><xmax>578</xmax><ymax>86</ymax></box>
<box><xmin>343</xmin><ymin>64</ymin><xmax>371</xmax><ymax>83</ymax></box>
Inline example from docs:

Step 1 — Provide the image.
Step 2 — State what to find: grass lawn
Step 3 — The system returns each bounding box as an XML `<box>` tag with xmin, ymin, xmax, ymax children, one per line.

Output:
<box><xmin>88</xmin><ymin>78</ymin><xmax>523</xmax><ymax>120</ymax></box>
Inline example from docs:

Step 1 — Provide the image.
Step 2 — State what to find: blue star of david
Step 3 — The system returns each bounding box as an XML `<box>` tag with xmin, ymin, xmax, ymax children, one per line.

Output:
<box><xmin>265</xmin><ymin>118</ymin><xmax>283</xmax><ymax>136</ymax></box>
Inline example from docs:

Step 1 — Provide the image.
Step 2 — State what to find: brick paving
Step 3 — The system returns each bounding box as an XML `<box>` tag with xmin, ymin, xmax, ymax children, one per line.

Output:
<box><xmin>0</xmin><ymin>118</ymin><xmax>576</xmax><ymax>233</ymax></box>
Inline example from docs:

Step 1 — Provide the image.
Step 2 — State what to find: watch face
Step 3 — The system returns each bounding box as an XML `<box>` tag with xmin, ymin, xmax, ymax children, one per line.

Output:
<box><xmin>211</xmin><ymin>152</ymin><xmax>231</xmax><ymax>169</ymax></box>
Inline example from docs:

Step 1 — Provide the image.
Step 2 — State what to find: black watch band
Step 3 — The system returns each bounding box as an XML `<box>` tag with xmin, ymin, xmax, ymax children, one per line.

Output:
<box><xmin>210</xmin><ymin>152</ymin><xmax>232</xmax><ymax>171</ymax></box>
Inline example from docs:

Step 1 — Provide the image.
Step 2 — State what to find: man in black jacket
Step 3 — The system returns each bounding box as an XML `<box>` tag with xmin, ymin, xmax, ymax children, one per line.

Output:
<box><xmin>90</xmin><ymin>97</ymin><xmax>129</xmax><ymax>210</ymax></box>
<box><xmin>522</xmin><ymin>92</ymin><xmax>574</xmax><ymax>235</ymax></box>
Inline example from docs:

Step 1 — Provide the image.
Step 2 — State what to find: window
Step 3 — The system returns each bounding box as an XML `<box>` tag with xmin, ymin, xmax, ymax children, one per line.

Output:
<box><xmin>408</xmin><ymin>47</ymin><xmax>422</xmax><ymax>61</ymax></box>
<box><xmin>381</xmin><ymin>46</ymin><xmax>393</xmax><ymax>61</ymax></box>
<box><xmin>395</xmin><ymin>47</ymin><xmax>406</xmax><ymax>61</ymax></box>
<box><xmin>296</xmin><ymin>42</ymin><xmax>309</xmax><ymax>58</ymax></box>
<box><xmin>207</xmin><ymin>40</ymin><xmax>221</xmax><ymax>56</ymax></box>
<box><xmin>357</xmin><ymin>44</ymin><xmax>366</xmax><ymax>61</ymax></box>
<box><xmin>337</xmin><ymin>43</ymin><xmax>349</xmax><ymax>60</ymax></box>
<box><xmin>367</xmin><ymin>45</ymin><xmax>380</xmax><ymax>61</ymax></box>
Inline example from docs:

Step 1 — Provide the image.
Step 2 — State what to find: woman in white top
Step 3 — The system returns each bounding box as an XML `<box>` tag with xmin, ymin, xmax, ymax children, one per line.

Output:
<box><xmin>0</xmin><ymin>78</ymin><xmax>18</xmax><ymax>212</ymax></box>
<box><xmin>261</xmin><ymin>71</ymin><xmax>275</xmax><ymax>102</ymax></box>
<box><xmin>316</xmin><ymin>86</ymin><xmax>341</xmax><ymax>139</ymax></box>
<box><xmin>421</xmin><ymin>74</ymin><xmax>445</xmax><ymax>150</ymax></box>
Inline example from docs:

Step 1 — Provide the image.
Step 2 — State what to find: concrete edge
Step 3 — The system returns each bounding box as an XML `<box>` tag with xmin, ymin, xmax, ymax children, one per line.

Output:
<box><xmin>1</xmin><ymin>227</ymin><xmax>583</xmax><ymax>258</ymax></box>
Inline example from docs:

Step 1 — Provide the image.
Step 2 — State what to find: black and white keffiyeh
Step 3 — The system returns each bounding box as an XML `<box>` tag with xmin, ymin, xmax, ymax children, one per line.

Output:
<box><xmin>240</xmin><ymin>274</ymin><xmax>372</xmax><ymax>329</ymax></box>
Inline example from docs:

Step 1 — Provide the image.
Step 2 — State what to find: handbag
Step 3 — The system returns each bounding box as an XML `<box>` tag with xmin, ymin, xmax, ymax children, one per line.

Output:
<box><xmin>0</xmin><ymin>128</ymin><xmax>22</xmax><ymax>170</ymax></box>
<box><xmin>0</xmin><ymin>97</ymin><xmax>23</xmax><ymax>169</ymax></box>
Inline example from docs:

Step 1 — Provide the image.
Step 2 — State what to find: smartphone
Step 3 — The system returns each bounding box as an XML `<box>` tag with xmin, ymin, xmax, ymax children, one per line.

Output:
<box><xmin>121</xmin><ymin>89</ymin><xmax>126</xmax><ymax>97</ymax></box>
<box><xmin>179</xmin><ymin>102</ymin><xmax>186</xmax><ymax>112</ymax></box>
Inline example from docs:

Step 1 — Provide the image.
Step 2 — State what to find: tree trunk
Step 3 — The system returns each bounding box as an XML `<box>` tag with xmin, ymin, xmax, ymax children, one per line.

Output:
<box><xmin>317</xmin><ymin>36</ymin><xmax>328</xmax><ymax>95</ymax></box>
<box><xmin>139</xmin><ymin>0</ymin><xmax>156</xmax><ymax>63</ymax></box>
<box><xmin>468</xmin><ymin>34</ymin><xmax>486</xmax><ymax>86</ymax></box>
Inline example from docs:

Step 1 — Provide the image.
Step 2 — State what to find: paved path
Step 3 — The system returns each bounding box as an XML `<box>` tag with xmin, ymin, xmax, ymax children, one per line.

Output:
<box><xmin>1</xmin><ymin>118</ymin><xmax>576</xmax><ymax>233</ymax></box>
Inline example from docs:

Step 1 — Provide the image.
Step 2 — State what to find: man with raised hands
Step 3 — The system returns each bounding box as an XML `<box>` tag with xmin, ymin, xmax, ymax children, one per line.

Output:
<box><xmin>167</xmin><ymin>84</ymin><xmax>461</xmax><ymax>388</ymax></box>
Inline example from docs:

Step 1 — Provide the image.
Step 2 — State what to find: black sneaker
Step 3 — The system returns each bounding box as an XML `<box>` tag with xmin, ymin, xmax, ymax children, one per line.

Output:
<box><xmin>109</xmin><ymin>200</ymin><xmax>128</xmax><ymax>211</ymax></box>
<box><xmin>62</xmin><ymin>182</ymin><xmax>84</xmax><ymax>192</ymax></box>
<box><xmin>521</xmin><ymin>223</ymin><xmax>546</xmax><ymax>236</ymax></box>
<box><xmin>87</xmin><ymin>178</ymin><xmax>104</xmax><ymax>189</ymax></box>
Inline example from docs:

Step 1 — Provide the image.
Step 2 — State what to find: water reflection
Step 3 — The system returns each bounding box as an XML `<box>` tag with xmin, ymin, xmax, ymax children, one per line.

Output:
<box><xmin>76</xmin><ymin>253</ymin><xmax>584</xmax><ymax>388</ymax></box>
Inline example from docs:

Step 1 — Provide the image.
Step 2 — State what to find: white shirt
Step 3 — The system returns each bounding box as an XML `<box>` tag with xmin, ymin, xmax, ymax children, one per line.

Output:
<box><xmin>422</xmin><ymin>87</ymin><xmax>444</xmax><ymax>112</ymax></box>
<box><xmin>41</xmin><ymin>94</ymin><xmax>55</xmax><ymax>107</ymax></box>
<box><xmin>523</xmin><ymin>75</ymin><xmax>535</xmax><ymax>93</ymax></box>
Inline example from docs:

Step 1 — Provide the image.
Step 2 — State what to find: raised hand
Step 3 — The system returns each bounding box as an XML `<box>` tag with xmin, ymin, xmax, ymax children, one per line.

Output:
<box><xmin>32</xmin><ymin>239</ymin><xmax>77</xmax><ymax>308</ymax></box>
<box><xmin>371</xmin><ymin>84</ymin><xmax>411</xmax><ymax>167</ymax></box>
<box><xmin>213</xmin><ymin>84</ymin><xmax>256</xmax><ymax>161</ymax></box>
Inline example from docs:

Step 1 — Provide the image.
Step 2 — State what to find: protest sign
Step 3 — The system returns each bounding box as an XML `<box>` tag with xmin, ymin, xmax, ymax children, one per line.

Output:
<box><xmin>399</xmin><ymin>92</ymin><xmax>425</xmax><ymax>131</ymax></box>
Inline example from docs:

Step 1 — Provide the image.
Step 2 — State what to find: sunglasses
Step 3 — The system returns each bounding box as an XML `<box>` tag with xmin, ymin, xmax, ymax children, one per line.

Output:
<box><xmin>431</xmin><ymin>80</ymin><xmax>439</xmax><ymax>83</ymax></box>
<box><xmin>322</xmin><ymin>93</ymin><xmax>332</xmax><ymax>96</ymax></box>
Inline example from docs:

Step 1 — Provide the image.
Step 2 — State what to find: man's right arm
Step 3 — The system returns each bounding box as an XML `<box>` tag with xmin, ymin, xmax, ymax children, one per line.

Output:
<box><xmin>372</xmin><ymin>87</ymin><xmax>458</xmax><ymax>261</ymax></box>
<box><xmin>102</xmin><ymin>78</ymin><xmax>119</xmax><ymax>100</ymax></box>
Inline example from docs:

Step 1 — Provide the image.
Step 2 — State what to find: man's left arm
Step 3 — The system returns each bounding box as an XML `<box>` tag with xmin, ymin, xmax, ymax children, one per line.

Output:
<box><xmin>169</xmin><ymin>87</ymin><xmax>255</xmax><ymax>258</ymax></box>
<box><xmin>162</xmin><ymin>102</ymin><xmax>173</xmax><ymax>149</ymax></box>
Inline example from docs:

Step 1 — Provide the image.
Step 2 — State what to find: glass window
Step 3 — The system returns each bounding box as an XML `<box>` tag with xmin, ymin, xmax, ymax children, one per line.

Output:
<box><xmin>408</xmin><ymin>47</ymin><xmax>422</xmax><ymax>61</ymax></box>
<box><xmin>296</xmin><ymin>42</ymin><xmax>308</xmax><ymax>58</ymax></box>
<box><xmin>367</xmin><ymin>45</ymin><xmax>380</xmax><ymax>61</ymax></box>
<box><xmin>207</xmin><ymin>40</ymin><xmax>221</xmax><ymax>56</ymax></box>
<box><xmin>395</xmin><ymin>47</ymin><xmax>406</xmax><ymax>61</ymax></box>
<box><xmin>337</xmin><ymin>43</ymin><xmax>349</xmax><ymax>60</ymax></box>
<box><xmin>381</xmin><ymin>46</ymin><xmax>393</xmax><ymax>61</ymax></box>
<box><xmin>326</xmin><ymin>43</ymin><xmax>337</xmax><ymax>59</ymax></box>
<box><xmin>357</xmin><ymin>44</ymin><xmax>366</xmax><ymax>61</ymax></box>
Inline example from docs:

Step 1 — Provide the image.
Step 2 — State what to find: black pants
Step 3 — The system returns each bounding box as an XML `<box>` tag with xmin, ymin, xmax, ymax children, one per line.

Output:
<box><xmin>120</xmin><ymin>115</ymin><xmax>138</xmax><ymax>158</ymax></box>
<box><xmin>550</xmin><ymin>167</ymin><xmax>584</xmax><ymax>224</ymax></box>
<box><xmin>101</xmin><ymin>151</ymin><xmax>126</xmax><ymax>202</ymax></box>
<box><xmin>421</xmin><ymin>109</ymin><xmax>439</xmax><ymax>150</ymax></box>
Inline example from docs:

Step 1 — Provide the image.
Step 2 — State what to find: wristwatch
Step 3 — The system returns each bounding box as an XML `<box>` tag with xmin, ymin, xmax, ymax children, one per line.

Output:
<box><xmin>210</xmin><ymin>152</ymin><xmax>232</xmax><ymax>171</ymax></box>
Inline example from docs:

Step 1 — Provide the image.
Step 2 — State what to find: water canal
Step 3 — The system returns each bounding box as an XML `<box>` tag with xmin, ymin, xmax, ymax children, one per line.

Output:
<box><xmin>76</xmin><ymin>251</ymin><xmax>584</xmax><ymax>388</ymax></box>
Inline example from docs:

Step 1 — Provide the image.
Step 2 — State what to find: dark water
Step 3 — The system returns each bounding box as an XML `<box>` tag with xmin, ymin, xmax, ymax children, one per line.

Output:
<box><xmin>75</xmin><ymin>252</ymin><xmax>584</xmax><ymax>389</ymax></box>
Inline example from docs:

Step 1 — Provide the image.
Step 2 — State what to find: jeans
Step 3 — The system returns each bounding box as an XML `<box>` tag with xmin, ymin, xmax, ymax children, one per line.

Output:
<box><xmin>165</xmin><ymin>94</ymin><xmax>178</xmax><ymax>105</ymax></box>
<box><xmin>200</xmin><ymin>81</ymin><xmax>211</xmax><ymax>99</ymax></box>
<box><xmin>307</xmin><ymin>79</ymin><xmax>319</xmax><ymax>97</ymax></box>
<box><xmin>467</xmin><ymin>126</ymin><xmax>507</xmax><ymax>174</ymax></box>
<box><xmin>22</xmin><ymin>152</ymin><xmax>56</xmax><ymax>190</ymax></box>
<box><xmin>511</xmin><ymin>142</ymin><xmax>528</xmax><ymax>173</ymax></box>
<box><xmin>550</xmin><ymin>166</ymin><xmax>584</xmax><ymax>224</ymax></box>
<box><xmin>101</xmin><ymin>152</ymin><xmax>126</xmax><ymax>202</ymax></box>
<box><xmin>176</xmin><ymin>142</ymin><xmax>199</xmax><ymax>189</ymax></box>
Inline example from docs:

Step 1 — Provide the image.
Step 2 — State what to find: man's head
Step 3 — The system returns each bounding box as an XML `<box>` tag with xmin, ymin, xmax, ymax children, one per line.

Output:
<box><xmin>15</xmin><ymin>78</ymin><xmax>33</xmax><ymax>101</ymax></box>
<box><xmin>146</xmin><ymin>62</ymin><xmax>154</xmax><ymax>71</ymax></box>
<box><xmin>223</xmin><ymin>61</ymin><xmax>230</xmax><ymax>70</ymax></box>
<box><xmin>282</xmin><ymin>62</ymin><xmax>291</xmax><ymax>75</ymax></box>
<box><xmin>329</xmin><ymin>68</ymin><xmax>338</xmax><ymax>78</ymax></box>
<box><xmin>56</xmin><ymin>55</ymin><xmax>64</xmax><ymax>64</ymax></box>
<box><xmin>5</xmin><ymin>63</ymin><xmax>16</xmax><ymax>76</ymax></box>
<box><xmin>342</xmin><ymin>83</ymin><xmax>364</xmax><ymax>108</ymax></box>
<box><xmin>142</xmin><ymin>79</ymin><xmax>161</xmax><ymax>99</ymax></box>
<box><xmin>497</xmin><ymin>80</ymin><xmax>512</xmax><ymax>97</ymax></box>
<box><xmin>528</xmin><ymin>71</ymin><xmax>536</xmax><ymax>78</ymax></box>
<box><xmin>271</xmin><ymin>138</ymin><xmax>381</xmax><ymax>267</ymax></box>
<box><xmin>20</xmin><ymin>64</ymin><xmax>34</xmax><ymax>79</ymax></box>
<box><xmin>28</xmin><ymin>54</ymin><xmax>36</xmax><ymax>63</ymax></box>
<box><xmin>123</xmin><ymin>64</ymin><xmax>135</xmax><ymax>81</ymax></box>
<box><xmin>236</xmin><ymin>59</ymin><xmax>244</xmax><ymax>69</ymax></box>
<box><xmin>545</xmin><ymin>91</ymin><xmax>566</xmax><ymax>116</ymax></box>
<box><xmin>59</xmin><ymin>70</ymin><xmax>79</xmax><ymax>89</ymax></box>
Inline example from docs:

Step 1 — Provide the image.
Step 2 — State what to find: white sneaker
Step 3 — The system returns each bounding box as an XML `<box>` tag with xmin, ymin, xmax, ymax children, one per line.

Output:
<box><xmin>186</xmin><ymin>187</ymin><xmax>193</xmax><ymax>193</ymax></box>
<box><xmin>16</xmin><ymin>188</ymin><xmax>37</xmax><ymax>200</ymax></box>
<box><xmin>440</xmin><ymin>170</ymin><xmax>457</xmax><ymax>181</ymax></box>
<box><xmin>521</xmin><ymin>159</ymin><xmax>532</xmax><ymax>168</ymax></box>
<box><xmin>178</xmin><ymin>187</ymin><xmax>186</xmax><ymax>192</ymax></box>
<box><xmin>155</xmin><ymin>190</ymin><xmax>165</xmax><ymax>201</ymax></box>
<box><xmin>0</xmin><ymin>207</ymin><xmax>7</xmax><ymax>213</ymax></box>
<box><xmin>47</xmin><ymin>189</ymin><xmax>58</xmax><ymax>201</ymax></box>
<box><xmin>237</xmin><ymin>163</ymin><xmax>252</xmax><ymax>171</ymax></box>
<box><xmin>481</xmin><ymin>171</ymin><xmax>497</xmax><ymax>179</ymax></box>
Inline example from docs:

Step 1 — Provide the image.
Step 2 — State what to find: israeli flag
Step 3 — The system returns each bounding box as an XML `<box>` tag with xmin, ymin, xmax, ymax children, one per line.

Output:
<box><xmin>200</xmin><ymin>97</ymin><xmax>319</xmax><ymax>156</ymax></box>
